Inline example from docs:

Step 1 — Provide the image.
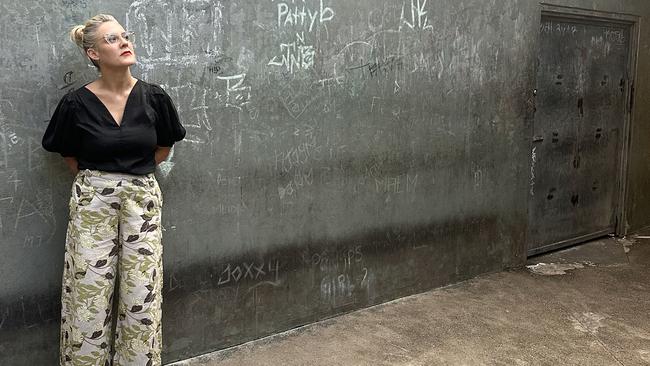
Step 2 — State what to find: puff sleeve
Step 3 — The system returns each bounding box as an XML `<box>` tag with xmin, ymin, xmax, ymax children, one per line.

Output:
<box><xmin>152</xmin><ymin>86</ymin><xmax>186</xmax><ymax>147</ymax></box>
<box><xmin>42</xmin><ymin>94</ymin><xmax>79</xmax><ymax>157</ymax></box>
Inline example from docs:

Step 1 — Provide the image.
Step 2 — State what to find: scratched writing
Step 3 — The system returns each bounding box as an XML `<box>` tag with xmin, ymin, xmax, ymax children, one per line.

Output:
<box><xmin>603</xmin><ymin>29</ymin><xmax>626</xmax><ymax>45</ymax></box>
<box><xmin>269</xmin><ymin>0</ymin><xmax>336</xmax><ymax>73</ymax></box>
<box><xmin>13</xmin><ymin>192</ymin><xmax>56</xmax><ymax>236</ymax></box>
<box><xmin>306</xmin><ymin>245</ymin><xmax>370</xmax><ymax>307</ymax></box>
<box><xmin>216</xmin><ymin>74</ymin><xmax>252</xmax><ymax>110</ymax></box>
<box><xmin>278</xmin><ymin>168</ymin><xmax>314</xmax><ymax>200</ymax></box>
<box><xmin>400</xmin><ymin>0</ymin><xmax>433</xmax><ymax>31</ymax></box>
<box><xmin>127</xmin><ymin>0</ymin><xmax>224</xmax><ymax>60</ymax></box>
<box><xmin>23</xmin><ymin>235</ymin><xmax>44</xmax><ymax>248</ymax></box>
<box><xmin>214</xmin><ymin>202</ymin><xmax>247</xmax><ymax>217</ymax></box>
<box><xmin>472</xmin><ymin>162</ymin><xmax>484</xmax><ymax>189</ymax></box>
<box><xmin>530</xmin><ymin>147</ymin><xmax>537</xmax><ymax>196</ymax></box>
<box><xmin>277</xmin><ymin>78</ymin><xmax>321</xmax><ymax>119</ymax></box>
<box><xmin>268</xmin><ymin>32</ymin><xmax>316</xmax><ymax>73</ymax></box>
<box><xmin>0</xmin><ymin>132</ymin><xmax>7</xmax><ymax>171</ymax></box>
<box><xmin>167</xmin><ymin>83</ymin><xmax>212</xmax><ymax>145</ymax></box>
<box><xmin>375</xmin><ymin>173</ymin><xmax>418</xmax><ymax>194</ymax></box>
<box><xmin>25</xmin><ymin>137</ymin><xmax>44</xmax><ymax>172</ymax></box>
<box><xmin>540</xmin><ymin>21</ymin><xmax>578</xmax><ymax>36</ymax></box>
<box><xmin>348</xmin><ymin>55</ymin><xmax>404</xmax><ymax>78</ymax></box>
<box><xmin>274</xmin><ymin>139</ymin><xmax>320</xmax><ymax>174</ymax></box>
<box><xmin>127</xmin><ymin>0</ymin><xmax>259</xmax><ymax>153</ymax></box>
<box><xmin>590</xmin><ymin>28</ymin><xmax>627</xmax><ymax>53</ymax></box>
<box><xmin>0</xmin><ymin>99</ymin><xmax>20</xmax><ymax>171</ymax></box>
<box><xmin>275</xmin><ymin>0</ymin><xmax>335</xmax><ymax>32</ymax></box>
<box><xmin>305</xmin><ymin>245</ymin><xmax>363</xmax><ymax>271</ymax></box>
<box><xmin>217</xmin><ymin>260</ymin><xmax>281</xmax><ymax>287</ymax></box>
<box><xmin>62</xmin><ymin>0</ymin><xmax>88</xmax><ymax>8</ymax></box>
<box><xmin>275</xmin><ymin>148</ymin><xmax>317</xmax><ymax>200</ymax></box>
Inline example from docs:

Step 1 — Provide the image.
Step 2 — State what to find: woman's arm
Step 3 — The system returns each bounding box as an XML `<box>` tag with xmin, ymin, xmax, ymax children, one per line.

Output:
<box><xmin>63</xmin><ymin>157</ymin><xmax>79</xmax><ymax>175</ymax></box>
<box><xmin>155</xmin><ymin>146</ymin><xmax>171</xmax><ymax>165</ymax></box>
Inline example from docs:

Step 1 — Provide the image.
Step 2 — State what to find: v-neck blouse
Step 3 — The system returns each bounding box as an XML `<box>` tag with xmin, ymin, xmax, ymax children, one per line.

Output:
<box><xmin>42</xmin><ymin>79</ymin><xmax>186</xmax><ymax>175</ymax></box>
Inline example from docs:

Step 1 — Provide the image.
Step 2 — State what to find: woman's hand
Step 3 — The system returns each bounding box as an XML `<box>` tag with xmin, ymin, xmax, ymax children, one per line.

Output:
<box><xmin>154</xmin><ymin>146</ymin><xmax>171</xmax><ymax>165</ymax></box>
<box><xmin>63</xmin><ymin>157</ymin><xmax>79</xmax><ymax>175</ymax></box>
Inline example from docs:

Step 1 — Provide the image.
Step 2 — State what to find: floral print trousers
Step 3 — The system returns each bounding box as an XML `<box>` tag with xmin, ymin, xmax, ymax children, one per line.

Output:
<box><xmin>61</xmin><ymin>170</ymin><xmax>163</xmax><ymax>366</ymax></box>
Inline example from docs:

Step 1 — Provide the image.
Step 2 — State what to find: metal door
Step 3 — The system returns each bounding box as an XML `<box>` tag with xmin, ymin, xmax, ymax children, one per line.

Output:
<box><xmin>528</xmin><ymin>14</ymin><xmax>631</xmax><ymax>256</ymax></box>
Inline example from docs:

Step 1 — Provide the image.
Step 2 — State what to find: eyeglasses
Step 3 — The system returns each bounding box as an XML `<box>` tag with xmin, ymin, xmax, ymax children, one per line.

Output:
<box><xmin>103</xmin><ymin>31</ymin><xmax>135</xmax><ymax>45</ymax></box>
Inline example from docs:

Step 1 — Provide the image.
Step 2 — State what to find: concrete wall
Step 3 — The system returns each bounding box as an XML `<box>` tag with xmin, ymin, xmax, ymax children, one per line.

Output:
<box><xmin>0</xmin><ymin>0</ymin><xmax>647</xmax><ymax>364</ymax></box>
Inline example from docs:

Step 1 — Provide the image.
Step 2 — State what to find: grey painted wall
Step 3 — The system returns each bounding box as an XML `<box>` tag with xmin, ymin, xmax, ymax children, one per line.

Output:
<box><xmin>0</xmin><ymin>0</ymin><xmax>647</xmax><ymax>364</ymax></box>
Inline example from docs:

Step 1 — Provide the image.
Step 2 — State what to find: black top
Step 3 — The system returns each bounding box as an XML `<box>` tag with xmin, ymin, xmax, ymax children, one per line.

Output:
<box><xmin>42</xmin><ymin>79</ymin><xmax>186</xmax><ymax>175</ymax></box>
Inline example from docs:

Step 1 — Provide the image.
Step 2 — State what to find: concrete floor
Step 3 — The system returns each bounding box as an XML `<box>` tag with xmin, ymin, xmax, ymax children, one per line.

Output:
<box><xmin>169</xmin><ymin>235</ymin><xmax>650</xmax><ymax>366</ymax></box>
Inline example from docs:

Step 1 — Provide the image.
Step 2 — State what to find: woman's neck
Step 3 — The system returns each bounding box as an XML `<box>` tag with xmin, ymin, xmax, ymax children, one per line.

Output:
<box><xmin>97</xmin><ymin>68</ymin><xmax>137</xmax><ymax>93</ymax></box>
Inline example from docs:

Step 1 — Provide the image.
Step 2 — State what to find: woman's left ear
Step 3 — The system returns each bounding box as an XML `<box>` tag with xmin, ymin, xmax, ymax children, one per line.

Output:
<box><xmin>86</xmin><ymin>48</ymin><xmax>100</xmax><ymax>63</ymax></box>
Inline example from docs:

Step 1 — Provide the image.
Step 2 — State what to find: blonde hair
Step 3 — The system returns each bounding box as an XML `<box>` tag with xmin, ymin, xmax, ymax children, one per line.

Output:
<box><xmin>69</xmin><ymin>14</ymin><xmax>117</xmax><ymax>69</ymax></box>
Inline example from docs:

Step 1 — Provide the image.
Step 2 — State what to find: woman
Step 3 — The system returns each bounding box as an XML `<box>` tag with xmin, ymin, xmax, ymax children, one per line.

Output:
<box><xmin>42</xmin><ymin>14</ymin><xmax>185</xmax><ymax>365</ymax></box>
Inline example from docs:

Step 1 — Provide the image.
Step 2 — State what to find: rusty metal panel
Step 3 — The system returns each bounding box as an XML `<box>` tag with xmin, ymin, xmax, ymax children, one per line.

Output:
<box><xmin>529</xmin><ymin>15</ymin><xmax>630</xmax><ymax>255</ymax></box>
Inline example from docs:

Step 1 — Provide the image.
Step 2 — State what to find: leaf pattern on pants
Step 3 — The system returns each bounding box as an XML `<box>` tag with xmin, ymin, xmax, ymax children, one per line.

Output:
<box><xmin>61</xmin><ymin>170</ymin><xmax>163</xmax><ymax>366</ymax></box>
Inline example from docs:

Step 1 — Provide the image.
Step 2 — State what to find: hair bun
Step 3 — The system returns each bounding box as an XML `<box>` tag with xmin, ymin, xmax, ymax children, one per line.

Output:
<box><xmin>69</xmin><ymin>25</ymin><xmax>85</xmax><ymax>48</ymax></box>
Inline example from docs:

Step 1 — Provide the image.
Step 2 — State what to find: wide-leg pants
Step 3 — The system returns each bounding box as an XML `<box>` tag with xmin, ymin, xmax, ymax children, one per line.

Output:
<box><xmin>61</xmin><ymin>170</ymin><xmax>163</xmax><ymax>366</ymax></box>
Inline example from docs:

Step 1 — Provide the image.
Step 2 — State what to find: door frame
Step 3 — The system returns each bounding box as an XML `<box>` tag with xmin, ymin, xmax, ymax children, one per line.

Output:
<box><xmin>528</xmin><ymin>4</ymin><xmax>640</xmax><ymax>256</ymax></box>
